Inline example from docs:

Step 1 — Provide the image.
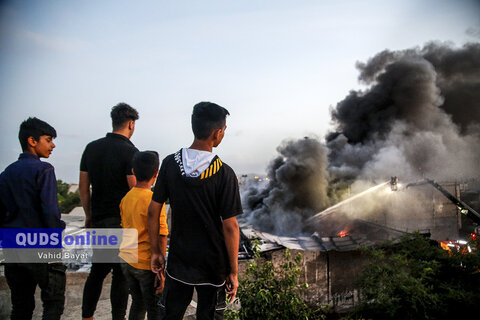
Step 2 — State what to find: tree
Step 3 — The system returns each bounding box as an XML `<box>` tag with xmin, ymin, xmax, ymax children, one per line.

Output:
<box><xmin>226</xmin><ymin>241</ymin><xmax>327</xmax><ymax>320</ymax></box>
<box><xmin>57</xmin><ymin>180</ymin><xmax>81</xmax><ymax>213</ymax></box>
<box><xmin>349</xmin><ymin>233</ymin><xmax>480</xmax><ymax>320</ymax></box>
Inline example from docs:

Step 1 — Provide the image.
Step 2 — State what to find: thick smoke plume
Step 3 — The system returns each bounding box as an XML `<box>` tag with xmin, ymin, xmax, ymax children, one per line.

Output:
<box><xmin>243</xmin><ymin>138</ymin><xmax>329</xmax><ymax>235</ymax></box>
<box><xmin>242</xmin><ymin>42</ymin><xmax>480</xmax><ymax>235</ymax></box>
<box><xmin>328</xmin><ymin>42</ymin><xmax>480</xmax><ymax>182</ymax></box>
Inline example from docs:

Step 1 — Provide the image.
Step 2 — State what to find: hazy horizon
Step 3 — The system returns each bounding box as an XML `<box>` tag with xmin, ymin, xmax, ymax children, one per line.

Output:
<box><xmin>1</xmin><ymin>0</ymin><xmax>479</xmax><ymax>183</ymax></box>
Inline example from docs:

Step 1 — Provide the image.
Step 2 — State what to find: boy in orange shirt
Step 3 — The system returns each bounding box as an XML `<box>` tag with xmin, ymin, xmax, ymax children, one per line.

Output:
<box><xmin>119</xmin><ymin>151</ymin><xmax>168</xmax><ymax>320</ymax></box>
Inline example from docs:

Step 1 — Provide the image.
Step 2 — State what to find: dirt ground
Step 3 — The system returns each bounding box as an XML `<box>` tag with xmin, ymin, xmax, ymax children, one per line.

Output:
<box><xmin>0</xmin><ymin>271</ymin><xmax>198</xmax><ymax>320</ymax></box>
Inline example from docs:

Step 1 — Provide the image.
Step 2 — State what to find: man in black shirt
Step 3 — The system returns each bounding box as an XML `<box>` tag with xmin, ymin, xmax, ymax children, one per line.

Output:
<box><xmin>79</xmin><ymin>103</ymin><xmax>139</xmax><ymax>320</ymax></box>
<box><xmin>148</xmin><ymin>102</ymin><xmax>243</xmax><ymax>320</ymax></box>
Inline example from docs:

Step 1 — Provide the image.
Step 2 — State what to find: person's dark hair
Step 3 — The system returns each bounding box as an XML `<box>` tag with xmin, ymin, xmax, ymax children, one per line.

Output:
<box><xmin>191</xmin><ymin>102</ymin><xmax>230</xmax><ymax>139</ymax></box>
<box><xmin>111</xmin><ymin>103</ymin><xmax>139</xmax><ymax>130</ymax></box>
<box><xmin>18</xmin><ymin>117</ymin><xmax>57</xmax><ymax>151</ymax></box>
<box><xmin>132</xmin><ymin>151</ymin><xmax>159</xmax><ymax>182</ymax></box>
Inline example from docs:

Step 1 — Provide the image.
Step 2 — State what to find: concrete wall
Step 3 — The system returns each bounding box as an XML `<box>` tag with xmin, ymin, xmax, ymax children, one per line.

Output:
<box><xmin>255</xmin><ymin>248</ymin><xmax>368</xmax><ymax>311</ymax></box>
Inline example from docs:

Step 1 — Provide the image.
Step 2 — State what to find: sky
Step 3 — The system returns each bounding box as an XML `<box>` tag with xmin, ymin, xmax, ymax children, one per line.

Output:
<box><xmin>1</xmin><ymin>0</ymin><xmax>479</xmax><ymax>183</ymax></box>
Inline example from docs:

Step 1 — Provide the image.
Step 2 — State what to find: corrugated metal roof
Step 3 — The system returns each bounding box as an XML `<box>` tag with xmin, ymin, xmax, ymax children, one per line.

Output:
<box><xmin>241</xmin><ymin>219</ymin><xmax>408</xmax><ymax>252</ymax></box>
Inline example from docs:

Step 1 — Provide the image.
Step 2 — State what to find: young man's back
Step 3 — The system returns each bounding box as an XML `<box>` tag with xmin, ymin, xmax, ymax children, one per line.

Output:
<box><xmin>154</xmin><ymin>151</ymin><xmax>240</xmax><ymax>285</ymax></box>
<box><xmin>81</xmin><ymin>132</ymin><xmax>138</xmax><ymax>226</ymax></box>
<box><xmin>149</xmin><ymin>102</ymin><xmax>243</xmax><ymax>320</ymax></box>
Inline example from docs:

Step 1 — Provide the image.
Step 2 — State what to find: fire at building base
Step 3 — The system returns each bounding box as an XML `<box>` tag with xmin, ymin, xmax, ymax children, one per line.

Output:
<box><xmin>238</xmin><ymin>177</ymin><xmax>480</xmax><ymax>312</ymax></box>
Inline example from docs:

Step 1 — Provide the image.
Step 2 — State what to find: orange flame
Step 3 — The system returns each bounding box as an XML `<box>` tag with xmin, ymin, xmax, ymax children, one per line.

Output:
<box><xmin>337</xmin><ymin>230</ymin><xmax>349</xmax><ymax>238</ymax></box>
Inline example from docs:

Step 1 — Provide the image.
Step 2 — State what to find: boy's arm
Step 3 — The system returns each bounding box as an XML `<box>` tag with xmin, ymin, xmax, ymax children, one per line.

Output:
<box><xmin>217</xmin><ymin>167</ymin><xmax>243</xmax><ymax>302</ymax></box>
<box><xmin>223</xmin><ymin>216</ymin><xmax>240</xmax><ymax>302</ymax></box>
<box><xmin>159</xmin><ymin>203</ymin><xmax>169</xmax><ymax>257</ymax></box>
<box><xmin>158</xmin><ymin>203</ymin><xmax>169</xmax><ymax>274</ymax></box>
<box><xmin>39</xmin><ymin>166</ymin><xmax>65</xmax><ymax>229</ymax></box>
<box><xmin>155</xmin><ymin>234</ymin><xmax>168</xmax><ymax>293</ymax></box>
<box><xmin>148</xmin><ymin>200</ymin><xmax>165</xmax><ymax>273</ymax></box>
<box><xmin>159</xmin><ymin>235</ymin><xmax>167</xmax><ymax>260</ymax></box>
<box><xmin>79</xmin><ymin>171</ymin><xmax>92</xmax><ymax>228</ymax></box>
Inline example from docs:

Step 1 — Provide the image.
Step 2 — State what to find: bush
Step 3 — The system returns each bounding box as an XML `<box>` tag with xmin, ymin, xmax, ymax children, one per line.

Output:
<box><xmin>226</xmin><ymin>241</ymin><xmax>327</xmax><ymax>320</ymax></box>
<box><xmin>57</xmin><ymin>180</ymin><xmax>81</xmax><ymax>213</ymax></box>
<box><xmin>349</xmin><ymin>233</ymin><xmax>480</xmax><ymax>320</ymax></box>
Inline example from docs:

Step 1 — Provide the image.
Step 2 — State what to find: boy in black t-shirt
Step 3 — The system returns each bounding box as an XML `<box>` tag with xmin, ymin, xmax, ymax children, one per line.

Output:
<box><xmin>148</xmin><ymin>102</ymin><xmax>243</xmax><ymax>320</ymax></box>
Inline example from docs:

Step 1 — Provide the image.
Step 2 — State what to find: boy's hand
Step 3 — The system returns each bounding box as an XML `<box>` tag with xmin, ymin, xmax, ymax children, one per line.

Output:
<box><xmin>151</xmin><ymin>252</ymin><xmax>165</xmax><ymax>274</ymax></box>
<box><xmin>225</xmin><ymin>272</ymin><xmax>238</xmax><ymax>303</ymax></box>
<box><xmin>154</xmin><ymin>271</ymin><xmax>165</xmax><ymax>294</ymax></box>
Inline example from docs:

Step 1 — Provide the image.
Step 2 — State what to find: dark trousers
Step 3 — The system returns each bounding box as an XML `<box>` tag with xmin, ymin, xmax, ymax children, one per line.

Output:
<box><xmin>81</xmin><ymin>262</ymin><xmax>128</xmax><ymax>319</ymax></box>
<box><xmin>163</xmin><ymin>276</ymin><xmax>220</xmax><ymax>320</ymax></box>
<box><xmin>214</xmin><ymin>287</ymin><xmax>226</xmax><ymax>320</ymax></box>
<box><xmin>121</xmin><ymin>263</ymin><xmax>162</xmax><ymax>320</ymax></box>
<box><xmin>82</xmin><ymin>217</ymin><xmax>128</xmax><ymax>319</ymax></box>
<box><xmin>4</xmin><ymin>263</ymin><xmax>66</xmax><ymax>320</ymax></box>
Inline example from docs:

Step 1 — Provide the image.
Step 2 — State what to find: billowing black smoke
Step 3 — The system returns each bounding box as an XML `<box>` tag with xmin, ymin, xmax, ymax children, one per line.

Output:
<box><xmin>242</xmin><ymin>42</ymin><xmax>480</xmax><ymax>235</ymax></box>
<box><xmin>328</xmin><ymin>42</ymin><xmax>480</xmax><ymax>182</ymax></box>
<box><xmin>242</xmin><ymin>138</ymin><xmax>329</xmax><ymax>235</ymax></box>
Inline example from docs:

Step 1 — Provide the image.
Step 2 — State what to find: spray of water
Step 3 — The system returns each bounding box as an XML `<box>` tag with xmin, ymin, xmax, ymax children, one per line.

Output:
<box><xmin>308</xmin><ymin>182</ymin><xmax>389</xmax><ymax>221</ymax></box>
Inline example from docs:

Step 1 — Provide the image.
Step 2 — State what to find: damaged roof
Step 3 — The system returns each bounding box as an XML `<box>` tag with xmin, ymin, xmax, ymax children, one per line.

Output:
<box><xmin>241</xmin><ymin>219</ymin><xmax>409</xmax><ymax>252</ymax></box>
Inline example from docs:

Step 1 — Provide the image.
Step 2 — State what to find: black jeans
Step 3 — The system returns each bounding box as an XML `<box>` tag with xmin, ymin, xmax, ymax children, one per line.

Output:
<box><xmin>82</xmin><ymin>217</ymin><xmax>129</xmax><ymax>319</ymax></box>
<box><xmin>81</xmin><ymin>261</ymin><xmax>128</xmax><ymax>319</ymax></box>
<box><xmin>4</xmin><ymin>263</ymin><xmax>66</xmax><ymax>320</ymax></box>
<box><xmin>121</xmin><ymin>263</ymin><xmax>163</xmax><ymax>320</ymax></box>
<box><xmin>163</xmin><ymin>276</ymin><xmax>221</xmax><ymax>320</ymax></box>
<box><xmin>214</xmin><ymin>287</ymin><xmax>226</xmax><ymax>320</ymax></box>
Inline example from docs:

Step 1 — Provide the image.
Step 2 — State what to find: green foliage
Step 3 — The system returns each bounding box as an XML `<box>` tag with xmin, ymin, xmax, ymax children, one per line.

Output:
<box><xmin>225</xmin><ymin>240</ymin><xmax>326</xmax><ymax>320</ymax></box>
<box><xmin>57</xmin><ymin>180</ymin><xmax>81</xmax><ymax>213</ymax></box>
<box><xmin>350</xmin><ymin>233</ymin><xmax>480</xmax><ymax>320</ymax></box>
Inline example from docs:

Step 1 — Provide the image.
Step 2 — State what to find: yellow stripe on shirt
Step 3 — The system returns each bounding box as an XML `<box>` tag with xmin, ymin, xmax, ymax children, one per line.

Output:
<box><xmin>200</xmin><ymin>158</ymin><xmax>223</xmax><ymax>179</ymax></box>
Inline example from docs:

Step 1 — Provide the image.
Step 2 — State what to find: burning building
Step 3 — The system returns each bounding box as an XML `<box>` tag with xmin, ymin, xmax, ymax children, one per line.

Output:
<box><xmin>238</xmin><ymin>41</ymin><xmax>480</xmax><ymax>311</ymax></box>
<box><xmin>239</xmin><ymin>177</ymin><xmax>480</xmax><ymax>310</ymax></box>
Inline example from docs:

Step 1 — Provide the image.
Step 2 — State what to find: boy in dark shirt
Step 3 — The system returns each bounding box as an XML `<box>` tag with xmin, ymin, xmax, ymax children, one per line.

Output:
<box><xmin>0</xmin><ymin>117</ymin><xmax>66</xmax><ymax>319</ymax></box>
<box><xmin>148</xmin><ymin>102</ymin><xmax>243</xmax><ymax>320</ymax></box>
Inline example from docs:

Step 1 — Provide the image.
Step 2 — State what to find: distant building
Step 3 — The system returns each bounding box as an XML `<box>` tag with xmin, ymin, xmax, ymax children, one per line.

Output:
<box><xmin>68</xmin><ymin>184</ymin><xmax>79</xmax><ymax>194</ymax></box>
